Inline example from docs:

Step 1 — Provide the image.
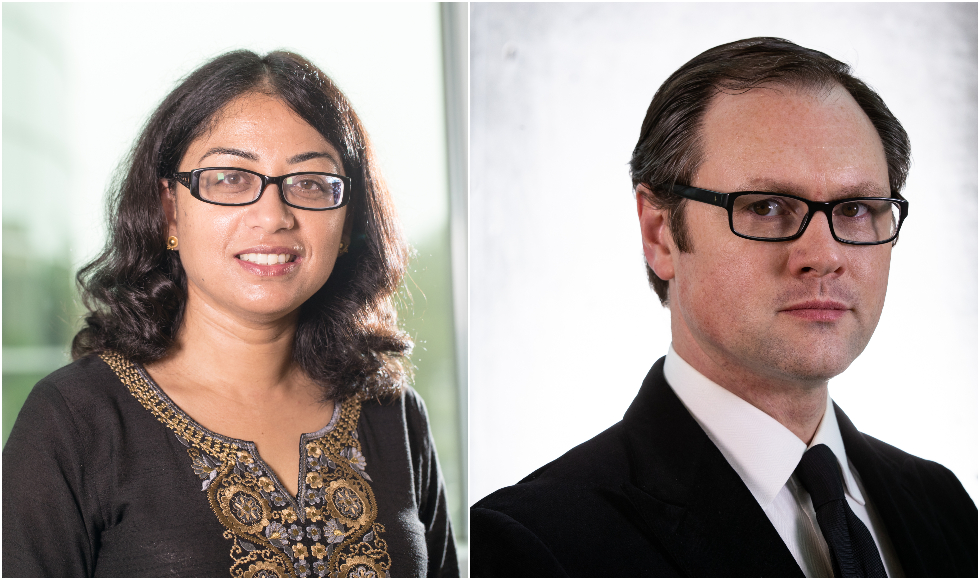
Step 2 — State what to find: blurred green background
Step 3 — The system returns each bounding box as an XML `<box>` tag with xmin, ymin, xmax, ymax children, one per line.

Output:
<box><xmin>2</xmin><ymin>2</ymin><xmax>468</xmax><ymax>567</ymax></box>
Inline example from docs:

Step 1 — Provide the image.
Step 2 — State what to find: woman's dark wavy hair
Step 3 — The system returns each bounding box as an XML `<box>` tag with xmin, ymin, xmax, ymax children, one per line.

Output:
<box><xmin>72</xmin><ymin>50</ymin><xmax>413</xmax><ymax>400</ymax></box>
<box><xmin>630</xmin><ymin>37</ymin><xmax>911</xmax><ymax>306</ymax></box>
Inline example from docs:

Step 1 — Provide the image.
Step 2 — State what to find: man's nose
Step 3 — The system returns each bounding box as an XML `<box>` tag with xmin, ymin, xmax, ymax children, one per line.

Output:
<box><xmin>786</xmin><ymin>211</ymin><xmax>844</xmax><ymax>278</ymax></box>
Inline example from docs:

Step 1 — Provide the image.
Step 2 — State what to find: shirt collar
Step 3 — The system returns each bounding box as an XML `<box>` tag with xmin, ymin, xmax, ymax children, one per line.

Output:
<box><xmin>664</xmin><ymin>345</ymin><xmax>864</xmax><ymax>509</ymax></box>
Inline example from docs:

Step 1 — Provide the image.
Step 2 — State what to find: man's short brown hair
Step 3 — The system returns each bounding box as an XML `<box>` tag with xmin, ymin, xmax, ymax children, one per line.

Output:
<box><xmin>630</xmin><ymin>37</ymin><xmax>911</xmax><ymax>305</ymax></box>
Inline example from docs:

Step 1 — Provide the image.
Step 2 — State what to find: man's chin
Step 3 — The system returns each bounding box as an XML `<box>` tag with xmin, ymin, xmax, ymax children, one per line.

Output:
<box><xmin>750</xmin><ymin>335</ymin><xmax>864</xmax><ymax>386</ymax></box>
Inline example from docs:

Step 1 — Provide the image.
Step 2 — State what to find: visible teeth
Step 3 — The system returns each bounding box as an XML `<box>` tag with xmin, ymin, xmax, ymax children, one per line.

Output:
<box><xmin>239</xmin><ymin>253</ymin><xmax>294</xmax><ymax>265</ymax></box>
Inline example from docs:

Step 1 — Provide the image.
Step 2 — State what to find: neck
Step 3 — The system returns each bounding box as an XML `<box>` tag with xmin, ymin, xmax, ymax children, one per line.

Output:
<box><xmin>672</xmin><ymin>324</ymin><xmax>828</xmax><ymax>445</ymax></box>
<box><xmin>153</xmin><ymin>288</ymin><xmax>305</xmax><ymax>399</ymax></box>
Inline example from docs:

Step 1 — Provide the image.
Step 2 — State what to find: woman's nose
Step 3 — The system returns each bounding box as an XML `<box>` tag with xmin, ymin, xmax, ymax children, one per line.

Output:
<box><xmin>245</xmin><ymin>183</ymin><xmax>295</xmax><ymax>232</ymax></box>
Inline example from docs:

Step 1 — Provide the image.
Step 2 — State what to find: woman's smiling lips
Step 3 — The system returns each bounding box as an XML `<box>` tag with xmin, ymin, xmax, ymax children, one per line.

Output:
<box><xmin>779</xmin><ymin>299</ymin><xmax>850</xmax><ymax>322</ymax></box>
<box><xmin>235</xmin><ymin>246</ymin><xmax>302</xmax><ymax>276</ymax></box>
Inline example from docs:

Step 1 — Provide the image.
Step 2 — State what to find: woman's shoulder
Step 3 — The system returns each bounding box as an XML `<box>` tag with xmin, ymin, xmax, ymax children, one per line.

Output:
<box><xmin>8</xmin><ymin>353</ymin><xmax>146</xmax><ymax>447</ymax></box>
<box><xmin>355</xmin><ymin>385</ymin><xmax>436</xmax><ymax>453</ymax></box>
<box><xmin>28</xmin><ymin>353</ymin><xmax>130</xmax><ymax>410</ymax></box>
<box><xmin>358</xmin><ymin>385</ymin><xmax>431</xmax><ymax>425</ymax></box>
<box><xmin>38</xmin><ymin>351</ymin><xmax>119</xmax><ymax>384</ymax></box>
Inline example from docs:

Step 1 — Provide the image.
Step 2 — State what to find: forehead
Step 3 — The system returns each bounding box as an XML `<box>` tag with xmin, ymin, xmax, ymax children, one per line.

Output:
<box><xmin>206</xmin><ymin>94</ymin><xmax>321</xmax><ymax>142</ymax></box>
<box><xmin>189</xmin><ymin>93</ymin><xmax>341</xmax><ymax>164</ymax></box>
<box><xmin>697</xmin><ymin>84</ymin><xmax>890</xmax><ymax>196</ymax></box>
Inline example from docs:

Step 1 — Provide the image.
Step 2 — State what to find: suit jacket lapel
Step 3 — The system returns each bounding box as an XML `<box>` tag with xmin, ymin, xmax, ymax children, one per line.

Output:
<box><xmin>620</xmin><ymin>359</ymin><xmax>804</xmax><ymax>577</ymax></box>
<box><xmin>837</xmin><ymin>404</ymin><xmax>951</xmax><ymax>577</ymax></box>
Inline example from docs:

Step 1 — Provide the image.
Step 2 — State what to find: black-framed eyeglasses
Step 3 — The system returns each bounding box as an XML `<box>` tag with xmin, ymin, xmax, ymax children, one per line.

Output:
<box><xmin>668</xmin><ymin>184</ymin><xmax>909</xmax><ymax>245</ymax></box>
<box><xmin>172</xmin><ymin>167</ymin><xmax>351</xmax><ymax>211</ymax></box>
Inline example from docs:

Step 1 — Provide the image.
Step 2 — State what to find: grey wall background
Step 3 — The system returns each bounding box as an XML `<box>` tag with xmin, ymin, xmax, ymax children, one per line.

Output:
<box><xmin>470</xmin><ymin>3</ymin><xmax>978</xmax><ymax>504</ymax></box>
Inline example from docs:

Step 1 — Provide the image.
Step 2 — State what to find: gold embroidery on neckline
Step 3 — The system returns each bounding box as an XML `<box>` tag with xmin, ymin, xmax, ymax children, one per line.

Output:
<box><xmin>101</xmin><ymin>351</ymin><xmax>391</xmax><ymax>578</ymax></box>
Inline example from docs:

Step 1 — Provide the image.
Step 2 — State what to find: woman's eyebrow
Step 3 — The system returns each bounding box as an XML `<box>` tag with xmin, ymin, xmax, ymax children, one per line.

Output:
<box><xmin>287</xmin><ymin>151</ymin><xmax>340</xmax><ymax>166</ymax></box>
<box><xmin>198</xmin><ymin>147</ymin><xmax>258</xmax><ymax>163</ymax></box>
<box><xmin>196</xmin><ymin>148</ymin><xmax>339</xmax><ymax>168</ymax></box>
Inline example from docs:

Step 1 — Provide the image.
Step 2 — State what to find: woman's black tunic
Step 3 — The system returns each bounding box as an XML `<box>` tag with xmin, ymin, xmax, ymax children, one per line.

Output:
<box><xmin>2</xmin><ymin>353</ymin><xmax>458</xmax><ymax>577</ymax></box>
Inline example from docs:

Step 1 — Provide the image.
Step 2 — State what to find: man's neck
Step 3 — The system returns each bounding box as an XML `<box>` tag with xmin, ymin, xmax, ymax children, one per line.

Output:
<box><xmin>671</xmin><ymin>336</ymin><xmax>828</xmax><ymax>445</ymax></box>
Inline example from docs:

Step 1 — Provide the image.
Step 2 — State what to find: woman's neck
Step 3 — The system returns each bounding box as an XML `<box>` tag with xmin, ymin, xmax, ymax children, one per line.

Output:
<box><xmin>148</xmin><ymin>291</ymin><xmax>308</xmax><ymax>401</ymax></box>
<box><xmin>143</xmin><ymin>292</ymin><xmax>334</xmax><ymax>495</ymax></box>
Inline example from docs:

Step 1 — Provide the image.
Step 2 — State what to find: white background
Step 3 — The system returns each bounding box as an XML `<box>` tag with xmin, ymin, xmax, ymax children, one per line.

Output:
<box><xmin>470</xmin><ymin>3</ymin><xmax>978</xmax><ymax>505</ymax></box>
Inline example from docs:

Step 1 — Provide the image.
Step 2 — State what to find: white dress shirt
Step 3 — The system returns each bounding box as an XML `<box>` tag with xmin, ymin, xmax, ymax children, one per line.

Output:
<box><xmin>663</xmin><ymin>345</ymin><xmax>903</xmax><ymax>577</ymax></box>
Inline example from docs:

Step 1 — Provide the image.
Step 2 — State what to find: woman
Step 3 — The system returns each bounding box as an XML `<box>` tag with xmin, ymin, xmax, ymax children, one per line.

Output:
<box><xmin>2</xmin><ymin>51</ymin><xmax>458</xmax><ymax>577</ymax></box>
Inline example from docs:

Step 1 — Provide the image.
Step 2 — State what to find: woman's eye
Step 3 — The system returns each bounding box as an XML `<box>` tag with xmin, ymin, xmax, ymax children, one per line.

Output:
<box><xmin>298</xmin><ymin>180</ymin><xmax>323</xmax><ymax>191</ymax></box>
<box><xmin>216</xmin><ymin>172</ymin><xmax>245</xmax><ymax>186</ymax></box>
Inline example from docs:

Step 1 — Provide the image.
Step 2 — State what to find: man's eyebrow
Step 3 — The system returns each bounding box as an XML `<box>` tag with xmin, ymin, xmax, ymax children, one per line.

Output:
<box><xmin>199</xmin><ymin>147</ymin><xmax>258</xmax><ymax>164</ymax></box>
<box><xmin>287</xmin><ymin>151</ymin><xmax>340</xmax><ymax>166</ymax></box>
<box><xmin>835</xmin><ymin>181</ymin><xmax>890</xmax><ymax>198</ymax></box>
<box><xmin>736</xmin><ymin>178</ymin><xmax>889</xmax><ymax>198</ymax></box>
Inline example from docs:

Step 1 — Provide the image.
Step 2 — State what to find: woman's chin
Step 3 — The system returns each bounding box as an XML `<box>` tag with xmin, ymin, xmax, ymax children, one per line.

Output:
<box><xmin>233</xmin><ymin>299</ymin><xmax>307</xmax><ymax>324</ymax></box>
<box><xmin>188</xmin><ymin>293</ymin><xmax>309</xmax><ymax>327</ymax></box>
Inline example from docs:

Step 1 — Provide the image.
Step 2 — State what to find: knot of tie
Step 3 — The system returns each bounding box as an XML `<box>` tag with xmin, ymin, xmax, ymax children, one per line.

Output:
<box><xmin>795</xmin><ymin>443</ymin><xmax>846</xmax><ymax>509</ymax></box>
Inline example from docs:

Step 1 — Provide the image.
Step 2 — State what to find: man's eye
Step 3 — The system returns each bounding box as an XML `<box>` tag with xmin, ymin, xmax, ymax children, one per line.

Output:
<box><xmin>751</xmin><ymin>200</ymin><xmax>783</xmax><ymax>216</ymax></box>
<box><xmin>838</xmin><ymin>202</ymin><xmax>869</xmax><ymax>218</ymax></box>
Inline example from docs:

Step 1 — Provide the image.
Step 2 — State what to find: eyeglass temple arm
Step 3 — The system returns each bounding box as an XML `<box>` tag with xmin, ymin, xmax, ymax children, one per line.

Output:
<box><xmin>670</xmin><ymin>184</ymin><xmax>730</xmax><ymax>208</ymax></box>
<box><xmin>172</xmin><ymin>172</ymin><xmax>191</xmax><ymax>188</ymax></box>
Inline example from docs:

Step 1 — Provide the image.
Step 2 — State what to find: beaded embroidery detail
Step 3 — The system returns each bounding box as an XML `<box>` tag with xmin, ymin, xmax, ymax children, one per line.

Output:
<box><xmin>101</xmin><ymin>351</ymin><xmax>391</xmax><ymax>578</ymax></box>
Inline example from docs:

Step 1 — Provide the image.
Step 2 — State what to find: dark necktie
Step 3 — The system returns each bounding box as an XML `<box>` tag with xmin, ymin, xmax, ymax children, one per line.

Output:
<box><xmin>794</xmin><ymin>444</ymin><xmax>887</xmax><ymax>578</ymax></box>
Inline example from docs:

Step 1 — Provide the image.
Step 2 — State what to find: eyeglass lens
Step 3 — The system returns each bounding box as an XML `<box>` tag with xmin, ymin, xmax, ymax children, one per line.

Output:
<box><xmin>198</xmin><ymin>169</ymin><xmax>345</xmax><ymax>209</ymax></box>
<box><xmin>731</xmin><ymin>194</ymin><xmax>901</xmax><ymax>243</ymax></box>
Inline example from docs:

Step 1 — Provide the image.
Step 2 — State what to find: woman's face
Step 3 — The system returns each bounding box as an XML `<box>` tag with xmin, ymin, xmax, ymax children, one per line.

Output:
<box><xmin>162</xmin><ymin>92</ymin><xmax>349</xmax><ymax>325</ymax></box>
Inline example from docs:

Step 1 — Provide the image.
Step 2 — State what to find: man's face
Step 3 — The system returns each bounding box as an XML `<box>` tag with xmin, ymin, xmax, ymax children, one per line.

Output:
<box><xmin>668</xmin><ymin>84</ymin><xmax>892</xmax><ymax>388</ymax></box>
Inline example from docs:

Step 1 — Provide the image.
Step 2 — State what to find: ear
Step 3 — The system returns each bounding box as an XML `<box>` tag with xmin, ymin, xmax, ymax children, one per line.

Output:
<box><xmin>636</xmin><ymin>184</ymin><xmax>676</xmax><ymax>281</ymax></box>
<box><xmin>160</xmin><ymin>178</ymin><xmax>178</xmax><ymax>237</ymax></box>
<box><xmin>341</xmin><ymin>208</ymin><xmax>354</xmax><ymax>246</ymax></box>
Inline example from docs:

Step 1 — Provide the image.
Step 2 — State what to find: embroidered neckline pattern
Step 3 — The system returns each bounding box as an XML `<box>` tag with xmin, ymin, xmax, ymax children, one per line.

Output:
<box><xmin>101</xmin><ymin>351</ymin><xmax>392</xmax><ymax>578</ymax></box>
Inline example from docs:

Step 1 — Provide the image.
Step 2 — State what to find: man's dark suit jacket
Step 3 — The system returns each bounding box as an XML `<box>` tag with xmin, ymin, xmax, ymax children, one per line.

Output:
<box><xmin>471</xmin><ymin>358</ymin><xmax>978</xmax><ymax>577</ymax></box>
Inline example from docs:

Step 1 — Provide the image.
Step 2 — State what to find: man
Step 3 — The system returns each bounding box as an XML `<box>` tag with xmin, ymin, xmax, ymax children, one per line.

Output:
<box><xmin>471</xmin><ymin>38</ymin><xmax>977</xmax><ymax>577</ymax></box>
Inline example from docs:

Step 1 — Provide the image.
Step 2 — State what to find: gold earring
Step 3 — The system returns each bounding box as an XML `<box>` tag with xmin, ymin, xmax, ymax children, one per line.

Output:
<box><xmin>339</xmin><ymin>240</ymin><xmax>349</xmax><ymax>255</ymax></box>
<box><xmin>166</xmin><ymin>236</ymin><xmax>179</xmax><ymax>251</ymax></box>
